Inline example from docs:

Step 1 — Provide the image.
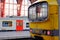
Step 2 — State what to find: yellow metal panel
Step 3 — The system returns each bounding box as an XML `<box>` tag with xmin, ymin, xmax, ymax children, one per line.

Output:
<box><xmin>48</xmin><ymin>5</ymin><xmax>58</xmax><ymax>29</ymax></box>
<box><xmin>31</xmin><ymin>33</ymin><xmax>59</xmax><ymax>40</ymax></box>
<box><xmin>42</xmin><ymin>35</ymin><xmax>58</xmax><ymax>40</ymax></box>
<box><xmin>49</xmin><ymin>5</ymin><xmax>58</xmax><ymax>14</ymax></box>
<box><xmin>29</xmin><ymin>22</ymin><xmax>37</xmax><ymax>29</ymax></box>
<box><xmin>47</xmin><ymin>0</ymin><xmax>58</xmax><ymax>5</ymax></box>
<box><xmin>38</xmin><ymin>0</ymin><xmax>58</xmax><ymax>5</ymax></box>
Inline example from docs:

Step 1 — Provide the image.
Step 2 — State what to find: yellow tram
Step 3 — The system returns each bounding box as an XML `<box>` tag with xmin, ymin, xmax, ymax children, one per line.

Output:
<box><xmin>28</xmin><ymin>0</ymin><xmax>59</xmax><ymax>40</ymax></box>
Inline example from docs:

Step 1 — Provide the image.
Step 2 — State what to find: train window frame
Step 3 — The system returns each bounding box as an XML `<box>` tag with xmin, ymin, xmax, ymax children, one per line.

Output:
<box><xmin>2</xmin><ymin>21</ymin><xmax>12</xmax><ymax>27</ymax></box>
<box><xmin>28</xmin><ymin>1</ymin><xmax>48</xmax><ymax>22</ymax></box>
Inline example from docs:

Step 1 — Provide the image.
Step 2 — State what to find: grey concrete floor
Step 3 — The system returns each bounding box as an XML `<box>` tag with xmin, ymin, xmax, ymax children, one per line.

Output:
<box><xmin>0</xmin><ymin>31</ymin><xmax>30</xmax><ymax>40</ymax></box>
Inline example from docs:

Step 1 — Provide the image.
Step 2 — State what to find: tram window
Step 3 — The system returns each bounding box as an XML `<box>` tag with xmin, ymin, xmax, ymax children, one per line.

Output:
<box><xmin>29</xmin><ymin>6</ymin><xmax>36</xmax><ymax>20</ymax></box>
<box><xmin>37</xmin><ymin>2</ymin><xmax>48</xmax><ymax>21</ymax></box>
<box><xmin>28</xmin><ymin>2</ymin><xmax>48</xmax><ymax>21</ymax></box>
<box><xmin>2</xmin><ymin>21</ymin><xmax>12</xmax><ymax>27</ymax></box>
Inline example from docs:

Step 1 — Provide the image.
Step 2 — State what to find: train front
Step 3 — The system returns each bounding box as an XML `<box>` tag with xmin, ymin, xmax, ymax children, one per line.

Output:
<box><xmin>28</xmin><ymin>0</ymin><xmax>59</xmax><ymax>40</ymax></box>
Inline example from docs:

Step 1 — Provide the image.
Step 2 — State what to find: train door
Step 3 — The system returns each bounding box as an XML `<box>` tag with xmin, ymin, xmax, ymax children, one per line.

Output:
<box><xmin>16</xmin><ymin>20</ymin><xmax>23</xmax><ymax>31</ymax></box>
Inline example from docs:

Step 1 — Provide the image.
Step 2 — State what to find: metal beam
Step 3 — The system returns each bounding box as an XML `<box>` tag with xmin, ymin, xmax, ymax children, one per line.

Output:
<box><xmin>16</xmin><ymin>0</ymin><xmax>23</xmax><ymax>16</ymax></box>
<box><xmin>0</xmin><ymin>0</ymin><xmax>5</xmax><ymax>17</ymax></box>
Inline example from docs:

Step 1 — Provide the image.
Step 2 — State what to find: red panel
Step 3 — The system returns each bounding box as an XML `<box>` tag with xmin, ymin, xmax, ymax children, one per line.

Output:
<box><xmin>16</xmin><ymin>20</ymin><xmax>23</xmax><ymax>31</ymax></box>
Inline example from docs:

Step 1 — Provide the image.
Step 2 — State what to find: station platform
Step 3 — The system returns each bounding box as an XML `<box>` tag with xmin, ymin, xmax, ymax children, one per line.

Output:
<box><xmin>0</xmin><ymin>31</ymin><xmax>30</xmax><ymax>39</ymax></box>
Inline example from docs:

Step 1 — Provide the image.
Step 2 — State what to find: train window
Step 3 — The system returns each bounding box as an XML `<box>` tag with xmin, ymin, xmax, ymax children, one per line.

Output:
<box><xmin>28</xmin><ymin>1</ymin><xmax>48</xmax><ymax>21</ymax></box>
<box><xmin>16</xmin><ymin>22</ymin><xmax>23</xmax><ymax>26</ymax></box>
<box><xmin>37</xmin><ymin>2</ymin><xmax>48</xmax><ymax>21</ymax></box>
<box><xmin>19</xmin><ymin>22</ymin><xmax>23</xmax><ymax>26</ymax></box>
<box><xmin>26</xmin><ymin>23</ymin><xmax>29</xmax><ymax>28</ymax></box>
<box><xmin>28</xmin><ymin>6</ymin><xmax>36</xmax><ymax>20</ymax></box>
<box><xmin>2</xmin><ymin>21</ymin><xmax>12</xmax><ymax>27</ymax></box>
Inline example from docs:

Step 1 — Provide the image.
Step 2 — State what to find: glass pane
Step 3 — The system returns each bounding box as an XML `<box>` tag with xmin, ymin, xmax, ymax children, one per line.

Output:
<box><xmin>5</xmin><ymin>0</ymin><xmax>30</xmax><ymax>17</ymax></box>
<box><xmin>6</xmin><ymin>0</ymin><xmax>9</xmax><ymax>3</ymax></box>
<box><xmin>42</xmin><ymin>8</ymin><xmax>47</xmax><ymax>17</ymax></box>
<box><xmin>10</xmin><ymin>0</ymin><xmax>14</xmax><ymax>3</ymax></box>
<box><xmin>10</xmin><ymin>4</ymin><xmax>14</xmax><ymax>9</ymax></box>
<box><xmin>2</xmin><ymin>21</ymin><xmax>12</xmax><ymax>27</ymax></box>
<box><xmin>29</xmin><ymin>6</ymin><xmax>36</xmax><ymax>20</ymax></box>
<box><xmin>25</xmin><ymin>11</ymin><xmax>28</xmax><ymax>16</ymax></box>
<box><xmin>37</xmin><ymin>3</ymin><xmax>48</xmax><ymax>21</ymax></box>
<box><xmin>5</xmin><ymin>9</ymin><xmax>9</xmax><ymax>16</ymax></box>
<box><xmin>21</xmin><ymin>6</ymin><xmax>24</xmax><ymax>11</ymax></box>
<box><xmin>25</xmin><ymin>6</ymin><xmax>28</xmax><ymax>10</ymax></box>
<box><xmin>10</xmin><ymin>9</ymin><xmax>14</xmax><ymax>16</ymax></box>
<box><xmin>29</xmin><ymin>7</ymin><xmax>33</xmax><ymax>15</ymax></box>
<box><xmin>25</xmin><ymin>0</ymin><xmax>27</xmax><ymax>4</ymax></box>
<box><xmin>41</xmin><ymin>8</ymin><xmax>47</xmax><ymax>12</ymax></box>
<box><xmin>21</xmin><ymin>11</ymin><xmax>24</xmax><ymax>16</ymax></box>
<box><xmin>14</xmin><ymin>0</ymin><xmax>17</xmax><ymax>3</ymax></box>
<box><xmin>27</xmin><ymin>0</ymin><xmax>31</xmax><ymax>6</ymax></box>
<box><xmin>28</xmin><ymin>2</ymin><xmax>48</xmax><ymax>21</ymax></box>
<box><xmin>14</xmin><ymin>10</ymin><xmax>17</xmax><ymax>16</ymax></box>
<box><xmin>5</xmin><ymin>4</ymin><xmax>9</xmax><ymax>8</ymax></box>
<box><xmin>14</xmin><ymin>5</ymin><xmax>17</xmax><ymax>10</ymax></box>
<box><xmin>32</xmin><ymin>7</ymin><xmax>36</xmax><ymax>19</ymax></box>
<box><xmin>42</xmin><ymin>3</ymin><xmax>47</xmax><ymax>7</ymax></box>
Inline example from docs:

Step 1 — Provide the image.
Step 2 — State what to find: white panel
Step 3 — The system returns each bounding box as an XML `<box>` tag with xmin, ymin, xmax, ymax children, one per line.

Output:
<box><xmin>10</xmin><ymin>9</ymin><xmax>14</xmax><ymax>16</ymax></box>
<box><xmin>21</xmin><ymin>6</ymin><xmax>24</xmax><ymax>11</ymax></box>
<box><xmin>5</xmin><ymin>4</ymin><xmax>9</xmax><ymax>8</ymax></box>
<box><xmin>6</xmin><ymin>0</ymin><xmax>9</xmax><ymax>3</ymax></box>
<box><xmin>14</xmin><ymin>5</ymin><xmax>17</xmax><ymax>10</ymax></box>
<box><xmin>14</xmin><ymin>10</ymin><xmax>17</xmax><ymax>16</ymax></box>
<box><xmin>10</xmin><ymin>4</ymin><xmax>13</xmax><ymax>9</ymax></box>
<box><xmin>5</xmin><ymin>9</ymin><xmax>9</xmax><ymax>16</ymax></box>
<box><xmin>14</xmin><ymin>0</ymin><xmax>17</xmax><ymax>3</ymax></box>
<box><xmin>10</xmin><ymin>0</ymin><xmax>14</xmax><ymax>3</ymax></box>
<box><xmin>21</xmin><ymin>11</ymin><xmax>24</xmax><ymax>16</ymax></box>
<box><xmin>25</xmin><ymin>0</ymin><xmax>28</xmax><ymax>4</ymax></box>
<box><xmin>25</xmin><ymin>11</ymin><xmax>28</xmax><ymax>16</ymax></box>
<box><xmin>25</xmin><ymin>6</ymin><xmax>28</xmax><ymax>10</ymax></box>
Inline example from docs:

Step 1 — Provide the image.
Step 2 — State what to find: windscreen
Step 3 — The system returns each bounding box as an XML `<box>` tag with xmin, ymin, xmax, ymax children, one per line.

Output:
<box><xmin>28</xmin><ymin>2</ymin><xmax>48</xmax><ymax>22</ymax></box>
<box><xmin>37</xmin><ymin>3</ymin><xmax>48</xmax><ymax>21</ymax></box>
<box><xmin>29</xmin><ymin>6</ymin><xmax>36</xmax><ymax>20</ymax></box>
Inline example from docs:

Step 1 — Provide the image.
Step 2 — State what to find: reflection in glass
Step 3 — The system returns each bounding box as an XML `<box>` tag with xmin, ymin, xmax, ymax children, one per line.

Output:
<box><xmin>28</xmin><ymin>2</ymin><xmax>48</xmax><ymax>21</ymax></box>
<box><xmin>29</xmin><ymin>6</ymin><xmax>36</xmax><ymax>20</ymax></box>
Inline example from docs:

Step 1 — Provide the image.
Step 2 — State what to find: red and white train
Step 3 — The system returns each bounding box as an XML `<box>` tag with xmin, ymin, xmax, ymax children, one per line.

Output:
<box><xmin>0</xmin><ymin>16</ymin><xmax>29</xmax><ymax>32</ymax></box>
